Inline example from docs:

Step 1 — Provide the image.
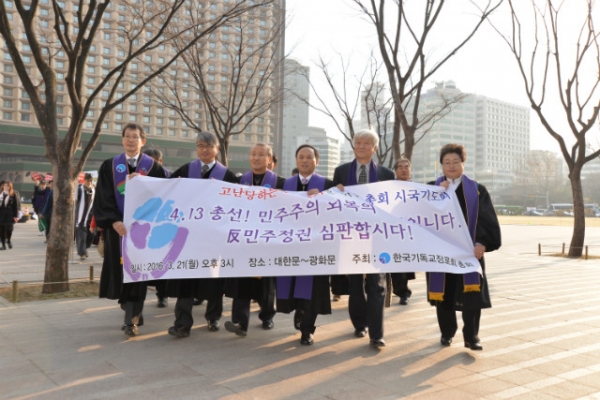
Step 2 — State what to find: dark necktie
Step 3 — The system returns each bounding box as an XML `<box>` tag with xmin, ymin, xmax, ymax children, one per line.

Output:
<box><xmin>358</xmin><ymin>164</ymin><xmax>367</xmax><ymax>184</ymax></box>
<box><xmin>202</xmin><ymin>164</ymin><xmax>209</xmax><ymax>178</ymax></box>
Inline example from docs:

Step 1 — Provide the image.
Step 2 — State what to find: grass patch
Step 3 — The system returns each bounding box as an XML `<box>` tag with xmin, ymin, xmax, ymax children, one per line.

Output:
<box><xmin>0</xmin><ymin>281</ymin><xmax>99</xmax><ymax>303</ymax></box>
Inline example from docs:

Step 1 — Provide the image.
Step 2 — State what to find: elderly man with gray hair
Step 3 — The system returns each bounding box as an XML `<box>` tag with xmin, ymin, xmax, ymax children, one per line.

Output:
<box><xmin>166</xmin><ymin>131</ymin><xmax>239</xmax><ymax>339</ymax></box>
<box><xmin>332</xmin><ymin>129</ymin><xmax>395</xmax><ymax>348</ymax></box>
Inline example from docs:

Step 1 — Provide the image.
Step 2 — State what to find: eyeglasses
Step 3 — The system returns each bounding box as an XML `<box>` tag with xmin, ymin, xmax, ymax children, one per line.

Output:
<box><xmin>123</xmin><ymin>135</ymin><xmax>141</xmax><ymax>141</ymax></box>
<box><xmin>197</xmin><ymin>144</ymin><xmax>215</xmax><ymax>150</ymax></box>
<box><xmin>442</xmin><ymin>161</ymin><xmax>462</xmax><ymax>167</ymax></box>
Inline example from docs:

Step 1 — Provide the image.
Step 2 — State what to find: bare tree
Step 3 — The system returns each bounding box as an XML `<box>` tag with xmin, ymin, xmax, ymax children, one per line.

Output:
<box><xmin>513</xmin><ymin>150</ymin><xmax>563</xmax><ymax>208</ymax></box>
<box><xmin>293</xmin><ymin>54</ymin><xmax>365</xmax><ymax>150</ymax></box>
<box><xmin>0</xmin><ymin>0</ymin><xmax>273</xmax><ymax>293</ymax></box>
<box><xmin>351</xmin><ymin>0</ymin><xmax>502</xmax><ymax>161</ymax></box>
<box><xmin>295</xmin><ymin>53</ymin><xmax>466</xmax><ymax>167</ymax></box>
<box><xmin>292</xmin><ymin>53</ymin><xmax>398</xmax><ymax>166</ymax></box>
<box><xmin>494</xmin><ymin>0</ymin><xmax>600</xmax><ymax>257</ymax></box>
<box><xmin>155</xmin><ymin>7</ymin><xmax>286</xmax><ymax>165</ymax></box>
<box><xmin>361</xmin><ymin>81</ymin><xmax>394</xmax><ymax>167</ymax></box>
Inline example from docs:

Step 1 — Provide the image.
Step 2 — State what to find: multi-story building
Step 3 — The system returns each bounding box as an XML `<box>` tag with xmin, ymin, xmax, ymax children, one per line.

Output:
<box><xmin>473</xmin><ymin>95</ymin><xmax>530</xmax><ymax>191</ymax></box>
<box><xmin>0</xmin><ymin>0</ymin><xmax>285</xmax><ymax>197</ymax></box>
<box><xmin>280</xmin><ymin>59</ymin><xmax>311</xmax><ymax>177</ymax></box>
<box><xmin>408</xmin><ymin>81</ymin><xmax>530</xmax><ymax>191</ymax></box>
<box><xmin>308</xmin><ymin>127</ymin><xmax>340</xmax><ymax>179</ymax></box>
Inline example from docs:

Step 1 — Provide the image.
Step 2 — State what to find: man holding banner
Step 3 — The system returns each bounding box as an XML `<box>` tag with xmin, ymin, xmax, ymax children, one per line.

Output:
<box><xmin>332</xmin><ymin>129</ymin><xmax>395</xmax><ymax>348</ymax></box>
<box><xmin>275</xmin><ymin>144</ymin><xmax>335</xmax><ymax>345</ymax></box>
<box><xmin>166</xmin><ymin>131</ymin><xmax>238</xmax><ymax>338</ymax></box>
<box><xmin>93</xmin><ymin>123</ymin><xmax>167</xmax><ymax>337</ymax></box>
<box><xmin>224</xmin><ymin>143</ymin><xmax>283</xmax><ymax>337</ymax></box>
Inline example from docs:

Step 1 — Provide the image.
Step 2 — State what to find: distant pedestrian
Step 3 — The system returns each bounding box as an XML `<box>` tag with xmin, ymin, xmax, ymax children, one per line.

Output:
<box><xmin>0</xmin><ymin>181</ymin><xmax>21</xmax><ymax>250</ymax></box>
<box><xmin>41</xmin><ymin>181</ymin><xmax>54</xmax><ymax>242</ymax></box>
<box><xmin>75</xmin><ymin>173</ymin><xmax>95</xmax><ymax>261</ymax></box>
<box><xmin>32</xmin><ymin>179</ymin><xmax>50</xmax><ymax>236</ymax></box>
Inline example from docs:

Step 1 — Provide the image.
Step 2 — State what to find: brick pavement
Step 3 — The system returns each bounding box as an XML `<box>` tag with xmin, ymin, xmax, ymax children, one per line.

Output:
<box><xmin>1</xmin><ymin>222</ymin><xmax>600</xmax><ymax>399</ymax></box>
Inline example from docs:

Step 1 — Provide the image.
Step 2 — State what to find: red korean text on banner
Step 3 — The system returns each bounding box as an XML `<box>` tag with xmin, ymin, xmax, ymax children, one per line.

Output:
<box><xmin>44</xmin><ymin>173</ymin><xmax>53</xmax><ymax>182</ymax></box>
<box><xmin>31</xmin><ymin>171</ymin><xmax>42</xmax><ymax>181</ymax></box>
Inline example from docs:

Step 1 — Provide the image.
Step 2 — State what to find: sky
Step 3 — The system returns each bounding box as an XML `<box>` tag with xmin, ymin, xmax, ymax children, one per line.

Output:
<box><xmin>283</xmin><ymin>0</ymin><xmax>600</xmax><ymax>155</ymax></box>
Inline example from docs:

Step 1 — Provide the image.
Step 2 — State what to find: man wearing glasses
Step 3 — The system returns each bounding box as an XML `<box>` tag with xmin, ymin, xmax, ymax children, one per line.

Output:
<box><xmin>166</xmin><ymin>131</ymin><xmax>238</xmax><ymax>339</ymax></box>
<box><xmin>93</xmin><ymin>123</ymin><xmax>167</xmax><ymax>338</ymax></box>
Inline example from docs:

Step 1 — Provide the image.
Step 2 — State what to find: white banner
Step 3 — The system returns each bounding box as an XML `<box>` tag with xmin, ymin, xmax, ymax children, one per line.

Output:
<box><xmin>121</xmin><ymin>176</ymin><xmax>480</xmax><ymax>283</ymax></box>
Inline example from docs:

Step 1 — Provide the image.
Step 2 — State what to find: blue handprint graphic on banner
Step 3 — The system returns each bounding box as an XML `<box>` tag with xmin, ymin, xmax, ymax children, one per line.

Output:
<box><xmin>122</xmin><ymin>197</ymin><xmax>189</xmax><ymax>281</ymax></box>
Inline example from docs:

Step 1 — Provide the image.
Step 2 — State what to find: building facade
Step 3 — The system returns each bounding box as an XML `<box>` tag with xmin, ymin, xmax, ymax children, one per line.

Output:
<box><xmin>408</xmin><ymin>81</ymin><xmax>530</xmax><ymax>191</ymax></box>
<box><xmin>0</xmin><ymin>0</ymin><xmax>285</xmax><ymax>197</ymax></box>
<box><xmin>280</xmin><ymin>59</ymin><xmax>311</xmax><ymax>177</ymax></box>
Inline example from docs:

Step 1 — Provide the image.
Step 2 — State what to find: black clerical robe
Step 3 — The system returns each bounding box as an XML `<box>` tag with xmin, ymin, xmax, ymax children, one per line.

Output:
<box><xmin>427</xmin><ymin>180</ymin><xmax>501</xmax><ymax>311</ymax></box>
<box><xmin>165</xmin><ymin>161</ymin><xmax>239</xmax><ymax>300</ymax></box>
<box><xmin>93</xmin><ymin>155</ymin><xmax>166</xmax><ymax>301</ymax></box>
<box><xmin>276</xmin><ymin>175</ymin><xmax>335</xmax><ymax>316</ymax></box>
<box><xmin>224</xmin><ymin>171</ymin><xmax>285</xmax><ymax>302</ymax></box>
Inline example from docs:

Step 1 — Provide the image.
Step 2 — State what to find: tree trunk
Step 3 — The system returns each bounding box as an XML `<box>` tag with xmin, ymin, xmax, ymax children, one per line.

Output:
<box><xmin>568</xmin><ymin>168</ymin><xmax>585</xmax><ymax>258</ymax></box>
<box><xmin>219</xmin><ymin>138</ymin><xmax>230</xmax><ymax>167</ymax></box>
<box><xmin>392</xmin><ymin>116</ymin><xmax>401</xmax><ymax>160</ymax></box>
<box><xmin>42</xmin><ymin>163</ymin><xmax>74</xmax><ymax>293</ymax></box>
<box><xmin>403</xmin><ymin>124</ymin><xmax>416</xmax><ymax>161</ymax></box>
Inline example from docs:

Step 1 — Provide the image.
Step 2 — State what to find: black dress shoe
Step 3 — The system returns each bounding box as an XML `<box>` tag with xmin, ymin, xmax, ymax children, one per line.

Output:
<box><xmin>168</xmin><ymin>326</ymin><xmax>190</xmax><ymax>338</ymax></box>
<box><xmin>224</xmin><ymin>321</ymin><xmax>247</xmax><ymax>337</ymax></box>
<box><xmin>121</xmin><ymin>315</ymin><xmax>144</xmax><ymax>331</ymax></box>
<box><xmin>207</xmin><ymin>320</ymin><xmax>220</xmax><ymax>331</ymax></box>
<box><xmin>7</xmin><ymin>242</ymin><xmax>12</xmax><ymax>249</ymax></box>
<box><xmin>399</xmin><ymin>296</ymin><xmax>408</xmax><ymax>305</ymax></box>
<box><xmin>464</xmin><ymin>341</ymin><xmax>483</xmax><ymax>351</ymax></box>
<box><xmin>293</xmin><ymin>310</ymin><xmax>302</xmax><ymax>330</ymax></box>
<box><xmin>193</xmin><ymin>298</ymin><xmax>203</xmax><ymax>306</ymax></box>
<box><xmin>354</xmin><ymin>329</ymin><xmax>367</xmax><ymax>338</ymax></box>
<box><xmin>370</xmin><ymin>338</ymin><xmax>386</xmax><ymax>348</ymax></box>
<box><xmin>262</xmin><ymin>319</ymin><xmax>274</xmax><ymax>330</ymax></box>
<box><xmin>440</xmin><ymin>336</ymin><xmax>452</xmax><ymax>346</ymax></box>
<box><xmin>124</xmin><ymin>325</ymin><xmax>138</xmax><ymax>337</ymax></box>
<box><xmin>300</xmin><ymin>333</ymin><xmax>314</xmax><ymax>345</ymax></box>
<box><xmin>157</xmin><ymin>297</ymin><xmax>168</xmax><ymax>308</ymax></box>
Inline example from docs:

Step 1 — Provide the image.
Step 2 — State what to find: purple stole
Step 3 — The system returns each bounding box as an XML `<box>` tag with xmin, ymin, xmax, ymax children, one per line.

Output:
<box><xmin>429</xmin><ymin>175</ymin><xmax>481</xmax><ymax>301</ymax></box>
<box><xmin>112</xmin><ymin>153</ymin><xmax>155</xmax><ymax>214</ymax></box>
<box><xmin>188</xmin><ymin>159</ymin><xmax>227</xmax><ymax>180</ymax></box>
<box><xmin>277</xmin><ymin>174</ymin><xmax>327</xmax><ymax>300</ymax></box>
<box><xmin>346</xmin><ymin>159</ymin><xmax>379</xmax><ymax>186</ymax></box>
<box><xmin>240</xmin><ymin>169</ymin><xmax>278</xmax><ymax>188</ymax></box>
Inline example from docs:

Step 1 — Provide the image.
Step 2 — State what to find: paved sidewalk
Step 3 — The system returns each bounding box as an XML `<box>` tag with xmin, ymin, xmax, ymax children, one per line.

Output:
<box><xmin>1</xmin><ymin>222</ymin><xmax>600</xmax><ymax>399</ymax></box>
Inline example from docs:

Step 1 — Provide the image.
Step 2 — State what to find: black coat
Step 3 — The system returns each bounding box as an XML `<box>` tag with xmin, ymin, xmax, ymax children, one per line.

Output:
<box><xmin>427</xmin><ymin>180</ymin><xmax>501</xmax><ymax>311</ymax></box>
<box><xmin>165</xmin><ymin>162</ymin><xmax>239</xmax><ymax>299</ymax></box>
<box><xmin>0</xmin><ymin>192</ymin><xmax>20</xmax><ymax>225</ymax></box>
<box><xmin>276</xmin><ymin>175</ymin><xmax>335</xmax><ymax>316</ymax></box>
<box><xmin>93</xmin><ymin>156</ymin><xmax>167</xmax><ymax>301</ymax></box>
<box><xmin>330</xmin><ymin>160</ymin><xmax>395</xmax><ymax>295</ymax></box>
<box><xmin>224</xmin><ymin>172</ymin><xmax>285</xmax><ymax>301</ymax></box>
